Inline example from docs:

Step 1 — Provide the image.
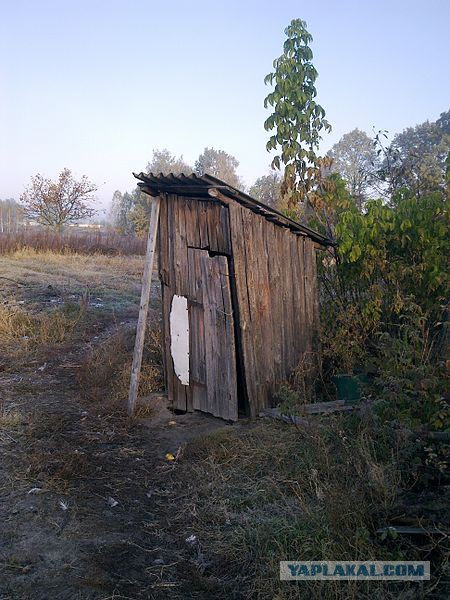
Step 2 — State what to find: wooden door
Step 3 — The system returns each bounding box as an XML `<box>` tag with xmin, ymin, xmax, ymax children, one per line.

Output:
<box><xmin>187</xmin><ymin>248</ymin><xmax>238</xmax><ymax>421</ymax></box>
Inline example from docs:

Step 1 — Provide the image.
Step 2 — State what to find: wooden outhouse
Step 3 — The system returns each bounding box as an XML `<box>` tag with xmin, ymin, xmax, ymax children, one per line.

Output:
<box><xmin>135</xmin><ymin>172</ymin><xmax>333</xmax><ymax>421</ymax></box>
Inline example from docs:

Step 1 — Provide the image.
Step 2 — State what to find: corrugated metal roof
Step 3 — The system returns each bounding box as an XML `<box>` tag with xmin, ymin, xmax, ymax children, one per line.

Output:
<box><xmin>133</xmin><ymin>172</ymin><xmax>334</xmax><ymax>246</ymax></box>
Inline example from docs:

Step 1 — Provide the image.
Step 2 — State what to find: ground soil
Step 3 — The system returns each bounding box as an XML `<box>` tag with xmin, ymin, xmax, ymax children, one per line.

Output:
<box><xmin>0</xmin><ymin>253</ymin><xmax>244</xmax><ymax>600</ymax></box>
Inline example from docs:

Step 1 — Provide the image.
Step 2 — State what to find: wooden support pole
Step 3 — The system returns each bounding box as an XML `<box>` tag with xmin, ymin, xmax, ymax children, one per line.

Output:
<box><xmin>127</xmin><ymin>196</ymin><xmax>161</xmax><ymax>416</ymax></box>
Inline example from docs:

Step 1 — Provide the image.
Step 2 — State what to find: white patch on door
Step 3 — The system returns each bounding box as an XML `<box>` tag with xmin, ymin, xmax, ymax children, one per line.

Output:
<box><xmin>170</xmin><ymin>294</ymin><xmax>189</xmax><ymax>385</ymax></box>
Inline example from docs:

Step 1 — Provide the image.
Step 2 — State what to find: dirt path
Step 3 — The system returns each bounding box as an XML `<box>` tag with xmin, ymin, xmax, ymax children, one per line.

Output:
<box><xmin>0</xmin><ymin>336</ymin><xmax>236</xmax><ymax>600</ymax></box>
<box><xmin>0</xmin><ymin>255</ymin><xmax>239</xmax><ymax>599</ymax></box>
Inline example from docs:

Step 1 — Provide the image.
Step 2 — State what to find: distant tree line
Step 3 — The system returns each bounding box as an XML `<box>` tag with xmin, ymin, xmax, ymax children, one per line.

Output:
<box><xmin>109</xmin><ymin>147</ymin><xmax>285</xmax><ymax>237</ymax></box>
<box><xmin>326</xmin><ymin>110</ymin><xmax>450</xmax><ymax>210</ymax></box>
<box><xmin>0</xmin><ymin>199</ymin><xmax>24</xmax><ymax>233</ymax></box>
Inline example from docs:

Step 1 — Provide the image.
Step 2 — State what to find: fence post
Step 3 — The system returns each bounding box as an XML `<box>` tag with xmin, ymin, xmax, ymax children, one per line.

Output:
<box><xmin>127</xmin><ymin>196</ymin><xmax>161</xmax><ymax>416</ymax></box>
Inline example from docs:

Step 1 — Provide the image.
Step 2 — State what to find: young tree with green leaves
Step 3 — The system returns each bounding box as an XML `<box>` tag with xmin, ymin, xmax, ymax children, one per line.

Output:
<box><xmin>264</xmin><ymin>18</ymin><xmax>331</xmax><ymax>206</ymax></box>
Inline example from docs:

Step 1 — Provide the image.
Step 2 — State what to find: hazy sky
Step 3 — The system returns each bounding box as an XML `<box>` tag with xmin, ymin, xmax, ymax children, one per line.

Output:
<box><xmin>1</xmin><ymin>0</ymin><xmax>449</xmax><ymax>213</ymax></box>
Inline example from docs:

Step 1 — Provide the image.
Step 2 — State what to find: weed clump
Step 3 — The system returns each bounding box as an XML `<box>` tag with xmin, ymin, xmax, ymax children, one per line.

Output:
<box><xmin>0</xmin><ymin>303</ymin><xmax>86</xmax><ymax>358</ymax></box>
<box><xmin>77</xmin><ymin>325</ymin><xmax>163</xmax><ymax>410</ymax></box>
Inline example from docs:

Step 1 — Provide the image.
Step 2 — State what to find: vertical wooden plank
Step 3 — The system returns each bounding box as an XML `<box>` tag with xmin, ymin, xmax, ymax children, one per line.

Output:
<box><xmin>187</xmin><ymin>248</ymin><xmax>208</xmax><ymax>412</ymax></box>
<box><xmin>218</xmin><ymin>204</ymin><xmax>231</xmax><ymax>254</ymax></box>
<box><xmin>206</xmin><ymin>202</ymin><xmax>221</xmax><ymax>253</ymax></box>
<box><xmin>157</xmin><ymin>198</ymin><xmax>170</xmax><ymax>286</ymax></box>
<box><xmin>198</xmin><ymin>201</ymin><xmax>210</xmax><ymax>248</ymax></box>
<box><xmin>280</xmin><ymin>227</ymin><xmax>294</xmax><ymax>378</ymax></box>
<box><xmin>157</xmin><ymin>198</ymin><xmax>169</xmax><ymax>401</ymax></box>
<box><xmin>187</xmin><ymin>246</ymin><xmax>198</xmax><ymax>411</ymax></box>
<box><xmin>162</xmin><ymin>284</ymin><xmax>174</xmax><ymax>405</ymax></box>
<box><xmin>166</xmin><ymin>194</ymin><xmax>176</xmax><ymax>293</ymax></box>
<box><xmin>173</xmin><ymin>374</ymin><xmax>188</xmax><ymax>412</ymax></box>
<box><xmin>165</xmin><ymin>195</ymin><xmax>186</xmax><ymax>412</ymax></box>
<box><xmin>201</xmin><ymin>254</ymin><xmax>238</xmax><ymax>421</ymax></box>
<box><xmin>242</xmin><ymin>208</ymin><xmax>261</xmax><ymax>415</ymax></box>
<box><xmin>194</xmin><ymin>250</ymin><xmax>207</xmax><ymax>395</ymax></box>
<box><xmin>184</xmin><ymin>197</ymin><xmax>201</xmax><ymax>248</ymax></box>
<box><xmin>294</xmin><ymin>235</ymin><xmax>306</xmax><ymax>375</ymax></box>
<box><xmin>217</xmin><ymin>256</ymin><xmax>238</xmax><ymax>421</ymax></box>
<box><xmin>227</xmin><ymin>203</ymin><xmax>255</xmax><ymax>413</ymax></box>
<box><xmin>253</xmin><ymin>213</ymin><xmax>273</xmax><ymax>411</ymax></box>
<box><xmin>170</xmin><ymin>196</ymin><xmax>191</xmax><ymax>411</ymax></box>
<box><xmin>266</xmin><ymin>222</ymin><xmax>282</xmax><ymax>385</ymax></box>
<box><xmin>201</xmin><ymin>256</ymin><xmax>219</xmax><ymax>417</ymax></box>
<box><xmin>289</xmin><ymin>233</ymin><xmax>301</xmax><ymax>362</ymax></box>
<box><xmin>273</xmin><ymin>226</ymin><xmax>286</xmax><ymax>382</ymax></box>
<box><xmin>173</xmin><ymin>196</ymin><xmax>189</xmax><ymax>297</ymax></box>
<box><xmin>204</xmin><ymin>201</ymin><xmax>232</xmax><ymax>255</ymax></box>
<box><xmin>128</xmin><ymin>197</ymin><xmax>160</xmax><ymax>416</ymax></box>
<box><xmin>304</xmin><ymin>237</ymin><xmax>314</xmax><ymax>357</ymax></box>
<box><xmin>181</xmin><ymin>198</ymin><xmax>196</xmax><ymax>411</ymax></box>
<box><xmin>160</xmin><ymin>196</ymin><xmax>175</xmax><ymax>408</ymax></box>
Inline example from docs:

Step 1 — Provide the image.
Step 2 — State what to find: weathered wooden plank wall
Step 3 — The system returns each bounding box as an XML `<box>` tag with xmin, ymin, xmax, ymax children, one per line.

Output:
<box><xmin>228</xmin><ymin>203</ymin><xmax>319</xmax><ymax>417</ymax></box>
<box><xmin>158</xmin><ymin>194</ymin><xmax>319</xmax><ymax>419</ymax></box>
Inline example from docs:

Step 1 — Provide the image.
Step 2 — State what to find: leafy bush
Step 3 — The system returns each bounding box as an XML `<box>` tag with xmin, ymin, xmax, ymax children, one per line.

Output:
<box><xmin>370</xmin><ymin>303</ymin><xmax>449</xmax><ymax>428</ymax></box>
<box><xmin>304</xmin><ymin>177</ymin><xmax>449</xmax><ymax>427</ymax></box>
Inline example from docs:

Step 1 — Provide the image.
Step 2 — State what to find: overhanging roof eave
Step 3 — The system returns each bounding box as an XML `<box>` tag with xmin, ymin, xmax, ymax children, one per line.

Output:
<box><xmin>133</xmin><ymin>171</ymin><xmax>335</xmax><ymax>247</ymax></box>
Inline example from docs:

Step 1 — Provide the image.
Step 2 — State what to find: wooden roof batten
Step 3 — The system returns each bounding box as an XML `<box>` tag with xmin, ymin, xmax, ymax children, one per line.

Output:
<box><xmin>133</xmin><ymin>172</ymin><xmax>334</xmax><ymax>246</ymax></box>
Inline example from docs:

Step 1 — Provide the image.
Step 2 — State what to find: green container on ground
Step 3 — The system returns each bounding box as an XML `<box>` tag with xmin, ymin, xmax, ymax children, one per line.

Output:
<box><xmin>333</xmin><ymin>374</ymin><xmax>361</xmax><ymax>404</ymax></box>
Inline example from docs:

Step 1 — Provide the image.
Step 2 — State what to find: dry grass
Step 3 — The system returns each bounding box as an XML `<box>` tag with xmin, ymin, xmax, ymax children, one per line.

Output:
<box><xmin>0</xmin><ymin>303</ymin><xmax>85</xmax><ymax>358</ymax></box>
<box><xmin>163</xmin><ymin>416</ymin><xmax>431</xmax><ymax>600</ymax></box>
<box><xmin>0</xmin><ymin>404</ymin><xmax>23</xmax><ymax>428</ymax></box>
<box><xmin>25</xmin><ymin>442</ymin><xmax>91</xmax><ymax>491</ymax></box>
<box><xmin>77</xmin><ymin>325</ymin><xmax>164</xmax><ymax>410</ymax></box>
<box><xmin>0</xmin><ymin>229</ymin><xmax>145</xmax><ymax>256</ymax></box>
<box><xmin>0</xmin><ymin>249</ymin><xmax>149</xmax><ymax>322</ymax></box>
<box><xmin>0</xmin><ymin>247</ymin><xmax>145</xmax><ymax>285</ymax></box>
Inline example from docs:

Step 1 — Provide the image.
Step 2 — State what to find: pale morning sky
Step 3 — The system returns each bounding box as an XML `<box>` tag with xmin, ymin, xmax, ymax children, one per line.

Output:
<box><xmin>1</xmin><ymin>0</ymin><xmax>449</xmax><ymax>214</ymax></box>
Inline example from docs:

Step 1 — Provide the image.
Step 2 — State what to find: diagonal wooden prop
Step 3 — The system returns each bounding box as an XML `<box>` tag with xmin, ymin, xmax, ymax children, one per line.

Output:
<box><xmin>127</xmin><ymin>196</ymin><xmax>161</xmax><ymax>416</ymax></box>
